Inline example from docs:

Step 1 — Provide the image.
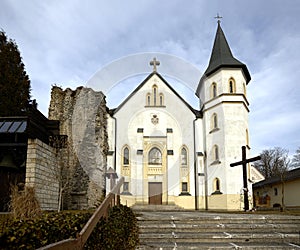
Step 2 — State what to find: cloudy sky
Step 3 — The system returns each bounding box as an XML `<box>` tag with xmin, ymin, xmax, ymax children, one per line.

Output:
<box><xmin>1</xmin><ymin>0</ymin><xmax>300</xmax><ymax>156</ymax></box>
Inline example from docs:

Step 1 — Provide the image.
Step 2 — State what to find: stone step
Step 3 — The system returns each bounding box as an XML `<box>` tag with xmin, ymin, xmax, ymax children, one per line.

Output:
<box><xmin>137</xmin><ymin>242</ymin><xmax>300</xmax><ymax>249</ymax></box>
<box><xmin>137</xmin><ymin>216</ymin><xmax>300</xmax><ymax>224</ymax></box>
<box><xmin>139</xmin><ymin>226</ymin><xmax>300</xmax><ymax>234</ymax></box>
<box><xmin>133</xmin><ymin>204</ymin><xmax>184</xmax><ymax>211</ymax></box>
<box><xmin>136</xmin><ymin>211</ymin><xmax>300</xmax><ymax>249</ymax></box>
<box><xmin>138</xmin><ymin>220</ymin><xmax>300</xmax><ymax>227</ymax></box>
<box><xmin>139</xmin><ymin>232</ymin><xmax>299</xmax><ymax>243</ymax></box>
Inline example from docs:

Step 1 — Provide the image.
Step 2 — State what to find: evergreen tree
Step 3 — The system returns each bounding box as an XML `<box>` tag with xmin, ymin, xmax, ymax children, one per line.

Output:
<box><xmin>0</xmin><ymin>30</ymin><xmax>31</xmax><ymax>116</ymax></box>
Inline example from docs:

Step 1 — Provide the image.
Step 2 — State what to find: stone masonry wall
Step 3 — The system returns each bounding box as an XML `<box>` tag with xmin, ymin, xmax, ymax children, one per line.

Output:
<box><xmin>48</xmin><ymin>86</ymin><xmax>108</xmax><ymax>210</ymax></box>
<box><xmin>26</xmin><ymin>138</ymin><xmax>59</xmax><ymax>210</ymax></box>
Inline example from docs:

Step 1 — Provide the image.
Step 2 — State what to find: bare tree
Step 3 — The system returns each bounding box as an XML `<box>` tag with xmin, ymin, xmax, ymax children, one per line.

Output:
<box><xmin>254</xmin><ymin>147</ymin><xmax>290</xmax><ymax>179</ymax></box>
<box><xmin>254</xmin><ymin>147</ymin><xmax>290</xmax><ymax>210</ymax></box>
<box><xmin>291</xmin><ymin>147</ymin><xmax>300</xmax><ymax>169</ymax></box>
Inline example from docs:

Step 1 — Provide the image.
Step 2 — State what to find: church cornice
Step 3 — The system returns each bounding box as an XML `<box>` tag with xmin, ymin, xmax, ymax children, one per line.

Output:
<box><xmin>202</xmin><ymin>98</ymin><xmax>250</xmax><ymax>113</ymax></box>
<box><xmin>203</xmin><ymin>93</ymin><xmax>249</xmax><ymax>110</ymax></box>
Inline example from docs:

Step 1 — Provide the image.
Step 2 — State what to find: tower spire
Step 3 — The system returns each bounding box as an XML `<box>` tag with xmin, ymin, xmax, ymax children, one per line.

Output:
<box><xmin>204</xmin><ymin>21</ymin><xmax>250</xmax><ymax>82</ymax></box>
<box><xmin>196</xmin><ymin>21</ymin><xmax>251</xmax><ymax>97</ymax></box>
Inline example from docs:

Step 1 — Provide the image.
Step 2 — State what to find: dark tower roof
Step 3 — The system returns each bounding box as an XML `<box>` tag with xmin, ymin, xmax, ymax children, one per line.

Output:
<box><xmin>196</xmin><ymin>22</ymin><xmax>251</xmax><ymax>97</ymax></box>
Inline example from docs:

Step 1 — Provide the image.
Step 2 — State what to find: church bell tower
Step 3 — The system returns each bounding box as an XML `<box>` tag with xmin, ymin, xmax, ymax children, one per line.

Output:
<box><xmin>196</xmin><ymin>21</ymin><xmax>252</xmax><ymax>210</ymax></box>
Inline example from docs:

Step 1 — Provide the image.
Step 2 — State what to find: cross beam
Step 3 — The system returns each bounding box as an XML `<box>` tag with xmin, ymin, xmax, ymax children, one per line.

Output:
<box><xmin>230</xmin><ymin>146</ymin><xmax>261</xmax><ymax>211</ymax></box>
<box><xmin>150</xmin><ymin>57</ymin><xmax>160</xmax><ymax>72</ymax></box>
<box><xmin>214</xmin><ymin>13</ymin><xmax>223</xmax><ymax>24</ymax></box>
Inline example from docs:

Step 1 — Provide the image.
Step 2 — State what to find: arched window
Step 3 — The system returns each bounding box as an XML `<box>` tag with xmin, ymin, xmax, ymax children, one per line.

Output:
<box><xmin>123</xmin><ymin>147</ymin><xmax>129</xmax><ymax>165</ymax></box>
<box><xmin>214</xmin><ymin>178</ymin><xmax>220</xmax><ymax>191</ymax></box>
<box><xmin>213</xmin><ymin>145</ymin><xmax>219</xmax><ymax>161</ymax></box>
<box><xmin>148</xmin><ymin>147</ymin><xmax>162</xmax><ymax>165</ymax></box>
<box><xmin>159</xmin><ymin>93</ymin><xmax>164</xmax><ymax>106</ymax></box>
<box><xmin>229</xmin><ymin>78</ymin><xmax>236</xmax><ymax>93</ymax></box>
<box><xmin>146</xmin><ymin>93</ymin><xmax>151</xmax><ymax>106</ymax></box>
<box><xmin>181</xmin><ymin>147</ymin><xmax>188</xmax><ymax>166</ymax></box>
<box><xmin>211</xmin><ymin>113</ymin><xmax>218</xmax><ymax>130</ymax></box>
<box><xmin>153</xmin><ymin>85</ymin><xmax>157</xmax><ymax>106</ymax></box>
<box><xmin>211</xmin><ymin>82</ymin><xmax>217</xmax><ymax>98</ymax></box>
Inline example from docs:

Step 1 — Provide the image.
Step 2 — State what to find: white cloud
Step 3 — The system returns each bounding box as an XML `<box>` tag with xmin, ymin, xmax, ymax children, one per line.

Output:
<box><xmin>1</xmin><ymin>0</ymin><xmax>300</xmax><ymax>155</ymax></box>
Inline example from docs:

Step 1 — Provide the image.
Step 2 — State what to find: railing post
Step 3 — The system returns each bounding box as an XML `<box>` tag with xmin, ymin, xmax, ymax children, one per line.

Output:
<box><xmin>37</xmin><ymin>177</ymin><xmax>124</xmax><ymax>250</ymax></box>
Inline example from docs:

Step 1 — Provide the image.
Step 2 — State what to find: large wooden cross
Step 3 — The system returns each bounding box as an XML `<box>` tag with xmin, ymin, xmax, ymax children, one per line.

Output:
<box><xmin>150</xmin><ymin>57</ymin><xmax>160</xmax><ymax>72</ymax></box>
<box><xmin>230</xmin><ymin>146</ymin><xmax>261</xmax><ymax>211</ymax></box>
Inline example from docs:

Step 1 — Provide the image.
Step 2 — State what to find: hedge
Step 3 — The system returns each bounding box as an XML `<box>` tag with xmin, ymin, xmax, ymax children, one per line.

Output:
<box><xmin>0</xmin><ymin>205</ymin><xmax>139</xmax><ymax>250</ymax></box>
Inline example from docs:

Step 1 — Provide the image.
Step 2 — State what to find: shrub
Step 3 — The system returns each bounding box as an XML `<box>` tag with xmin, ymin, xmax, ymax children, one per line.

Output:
<box><xmin>0</xmin><ymin>205</ymin><xmax>139</xmax><ymax>250</ymax></box>
<box><xmin>86</xmin><ymin>205</ymin><xmax>139</xmax><ymax>249</ymax></box>
<box><xmin>0</xmin><ymin>211</ymin><xmax>90</xmax><ymax>249</ymax></box>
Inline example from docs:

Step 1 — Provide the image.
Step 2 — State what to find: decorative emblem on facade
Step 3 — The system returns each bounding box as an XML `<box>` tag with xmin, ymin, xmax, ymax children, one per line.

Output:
<box><xmin>151</xmin><ymin>114</ymin><xmax>159</xmax><ymax>125</ymax></box>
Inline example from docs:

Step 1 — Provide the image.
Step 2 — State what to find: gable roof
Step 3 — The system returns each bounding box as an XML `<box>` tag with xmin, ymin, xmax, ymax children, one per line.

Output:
<box><xmin>110</xmin><ymin>72</ymin><xmax>201</xmax><ymax>117</ymax></box>
<box><xmin>253</xmin><ymin>167</ymin><xmax>300</xmax><ymax>188</ymax></box>
<box><xmin>196</xmin><ymin>23</ymin><xmax>251</xmax><ymax>97</ymax></box>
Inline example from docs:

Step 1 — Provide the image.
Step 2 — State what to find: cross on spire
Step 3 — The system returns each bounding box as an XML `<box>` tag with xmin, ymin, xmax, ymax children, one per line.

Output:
<box><xmin>230</xmin><ymin>146</ymin><xmax>261</xmax><ymax>211</ymax></box>
<box><xmin>214</xmin><ymin>13</ymin><xmax>223</xmax><ymax>24</ymax></box>
<box><xmin>150</xmin><ymin>57</ymin><xmax>160</xmax><ymax>72</ymax></box>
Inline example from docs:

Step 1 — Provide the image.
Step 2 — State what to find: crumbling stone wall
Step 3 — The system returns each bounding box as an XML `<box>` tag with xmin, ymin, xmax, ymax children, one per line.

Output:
<box><xmin>48</xmin><ymin>86</ymin><xmax>108</xmax><ymax>210</ymax></box>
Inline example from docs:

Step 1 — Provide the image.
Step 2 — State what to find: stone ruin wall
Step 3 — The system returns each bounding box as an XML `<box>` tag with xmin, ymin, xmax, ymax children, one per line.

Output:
<box><xmin>48</xmin><ymin>86</ymin><xmax>108</xmax><ymax>210</ymax></box>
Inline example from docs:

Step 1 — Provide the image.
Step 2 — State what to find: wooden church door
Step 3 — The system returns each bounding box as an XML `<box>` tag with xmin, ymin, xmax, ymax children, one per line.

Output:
<box><xmin>148</xmin><ymin>182</ymin><xmax>162</xmax><ymax>205</ymax></box>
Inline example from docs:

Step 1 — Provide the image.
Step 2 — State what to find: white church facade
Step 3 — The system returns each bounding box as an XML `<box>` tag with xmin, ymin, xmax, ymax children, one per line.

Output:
<box><xmin>107</xmin><ymin>23</ymin><xmax>259</xmax><ymax>210</ymax></box>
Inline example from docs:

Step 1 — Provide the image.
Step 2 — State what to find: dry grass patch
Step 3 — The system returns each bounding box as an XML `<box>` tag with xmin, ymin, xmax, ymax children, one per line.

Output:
<box><xmin>9</xmin><ymin>185</ymin><xmax>42</xmax><ymax>220</ymax></box>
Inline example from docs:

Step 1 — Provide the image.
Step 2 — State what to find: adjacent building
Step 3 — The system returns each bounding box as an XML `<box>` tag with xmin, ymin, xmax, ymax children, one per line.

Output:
<box><xmin>253</xmin><ymin>167</ymin><xmax>300</xmax><ymax>209</ymax></box>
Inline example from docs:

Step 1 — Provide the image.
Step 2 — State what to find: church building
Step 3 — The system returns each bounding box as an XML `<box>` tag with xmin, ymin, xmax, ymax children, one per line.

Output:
<box><xmin>107</xmin><ymin>22</ymin><xmax>258</xmax><ymax>210</ymax></box>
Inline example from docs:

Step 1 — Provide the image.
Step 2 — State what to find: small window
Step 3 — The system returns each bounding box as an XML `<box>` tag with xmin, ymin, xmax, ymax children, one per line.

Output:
<box><xmin>214</xmin><ymin>145</ymin><xmax>219</xmax><ymax>161</ymax></box>
<box><xmin>182</xmin><ymin>182</ymin><xmax>188</xmax><ymax>192</ymax></box>
<box><xmin>123</xmin><ymin>182</ymin><xmax>129</xmax><ymax>192</ymax></box>
<box><xmin>159</xmin><ymin>94</ymin><xmax>164</xmax><ymax>106</ymax></box>
<box><xmin>229</xmin><ymin>78</ymin><xmax>236</xmax><ymax>93</ymax></box>
<box><xmin>148</xmin><ymin>147</ymin><xmax>162</xmax><ymax>165</ymax></box>
<box><xmin>214</xmin><ymin>178</ymin><xmax>220</xmax><ymax>191</ymax></box>
<box><xmin>211</xmin><ymin>83</ymin><xmax>217</xmax><ymax>98</ymax></box>
<box><xmin>123</xmin><ymin>147</ymin><xmax>129</xmax><ymax>165</ymax></box>
<box><xmin>146</xmin><ymin>93</ymin><xmax>151</xmax><ymax>106</ymax></box>
<box><xmin>153</xmin><ymin>85</ymin><xmax>157</xmax><ymax>106</ymax></box>
<box><xmin>211</xmin><ymin>113</ymin><xmax>218</xmax><ymax>130</ymax></box>
<box><xmin>274</xmin><ymin>188</ymin><xmax>278</xmax><ymax>196</ymax></box>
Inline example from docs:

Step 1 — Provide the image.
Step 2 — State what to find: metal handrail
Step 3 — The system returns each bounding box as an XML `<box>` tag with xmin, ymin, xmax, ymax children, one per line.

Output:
<box><xmin>38</xmin><ymin>177</ymin><xmax>124</xmax><ymax>250</ymax></box>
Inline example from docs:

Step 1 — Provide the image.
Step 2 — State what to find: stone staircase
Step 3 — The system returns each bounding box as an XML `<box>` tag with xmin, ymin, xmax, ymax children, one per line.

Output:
<box><xmin>134</xmin><ymin>209</ymin><xmax>300</xmax><ymax>249</ymax></box>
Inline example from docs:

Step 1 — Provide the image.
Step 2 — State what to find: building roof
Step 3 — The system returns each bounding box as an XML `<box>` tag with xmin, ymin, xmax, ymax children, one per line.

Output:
<box><xmin>110</xmin><ymin>72</ymin><xmax>202</xmax><ymax>117</ymax></box>
<box><xmin>0</xmin><ymin>120</ymin><xmax>27</xmax><ymax>133</ymax></box>
<box><xmin>253</xmin><ymin>167</ymin><xmax>300</xmax><ymax>188</ymax></box>
<box><xmin>196</xmin><ymin>23</ymin><xmax>251</xmax><ymax>97</ymax></box>
<box><xmin>0</xmin><ymin>105</ymin><xmax>60</xmax><ymax>145</ymax></box>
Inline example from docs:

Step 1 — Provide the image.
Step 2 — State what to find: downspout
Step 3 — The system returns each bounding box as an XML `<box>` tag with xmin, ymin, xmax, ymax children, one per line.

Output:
<box><xmin>112</xmin><ymin>116</ymin><xmax>117</xmax><ymax>171</ymax></box>
<box><xmin>203</xmin><ymin>112</ymin><xmax>208</xmax><ymax>210</ymax></box>
<box><xmin>193</xmin><ymin>118</ymin><xmax>198</xmax><ymax>210</ymax></box>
